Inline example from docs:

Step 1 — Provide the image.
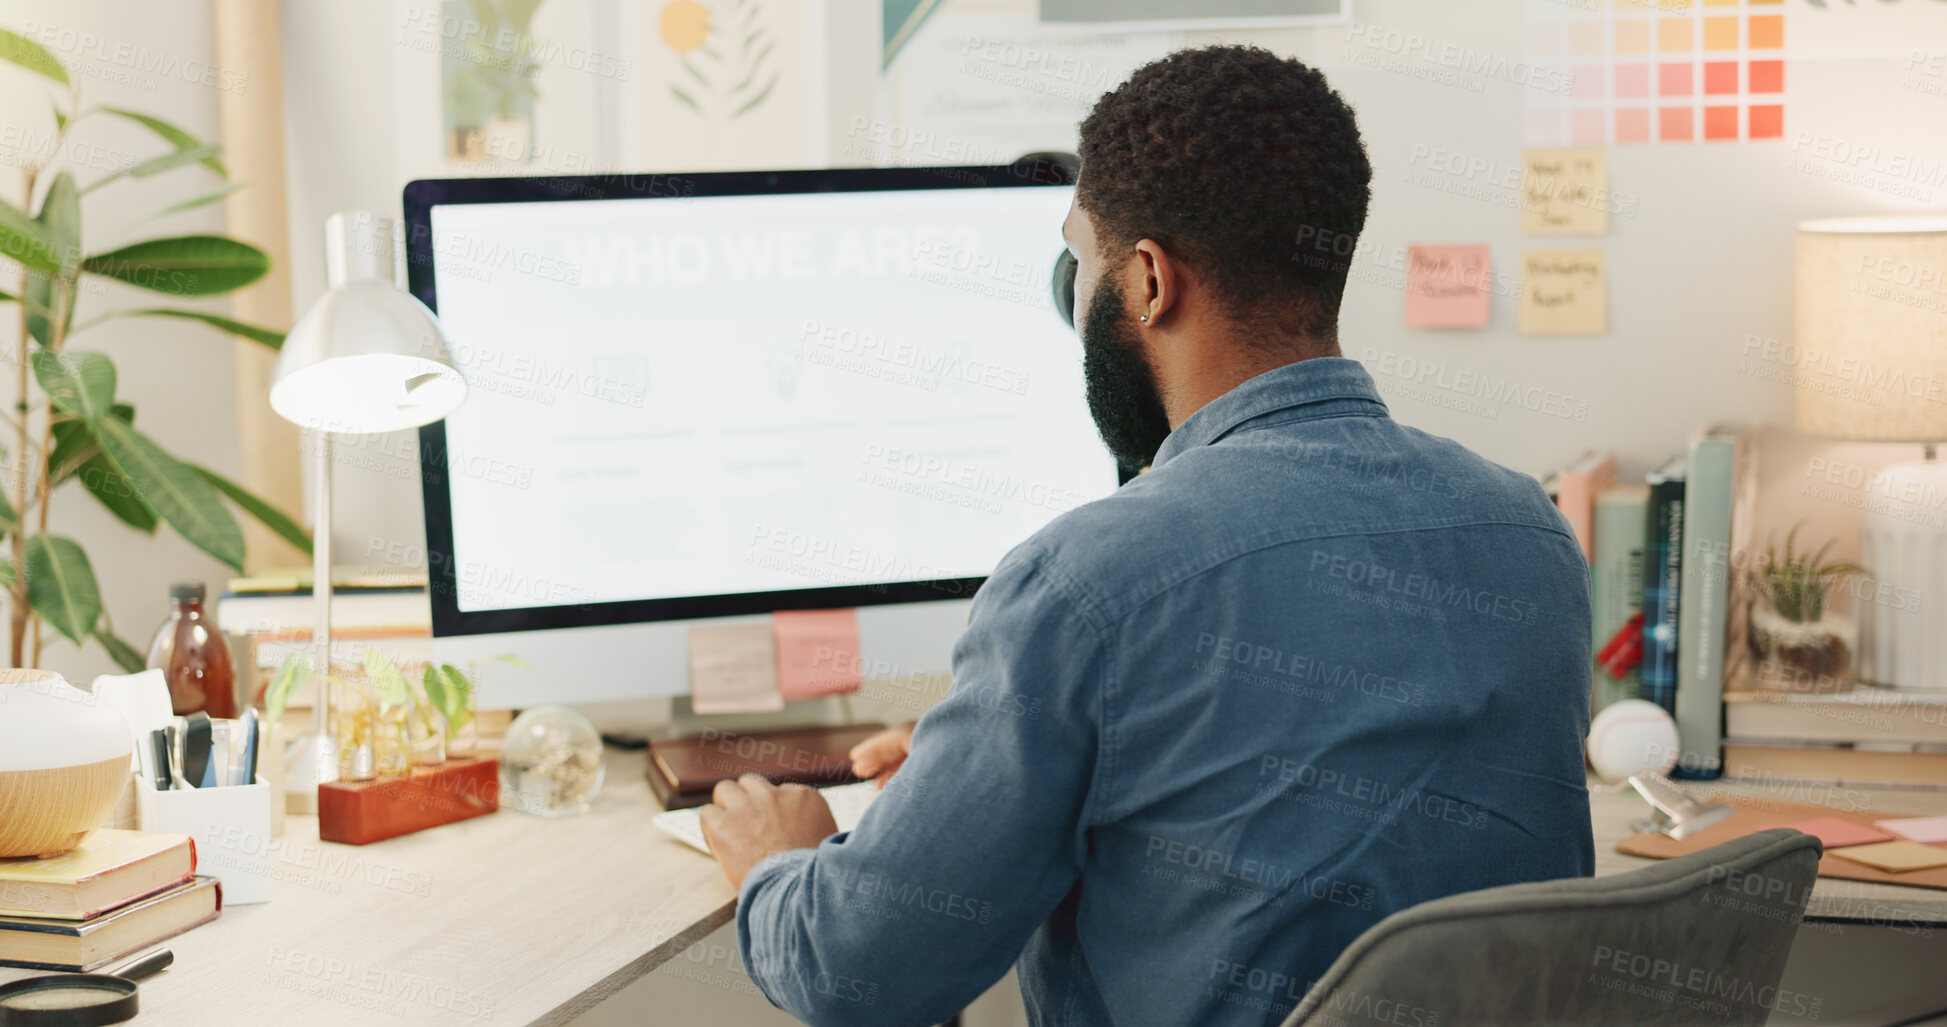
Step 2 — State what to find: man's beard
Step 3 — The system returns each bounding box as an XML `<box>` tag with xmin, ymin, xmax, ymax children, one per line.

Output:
<box><xmin>1081</xmin><ymin>276</ymin><xmax>1174</xmax><ymax>472</ymax></box>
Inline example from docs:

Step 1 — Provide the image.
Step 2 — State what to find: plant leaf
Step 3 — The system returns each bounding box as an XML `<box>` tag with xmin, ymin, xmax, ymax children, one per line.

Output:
<box><xmin>94</xmin><ymin>308</ymin><xmax>283</xmax><ymax>348</ymax></box>
<box><xmin>186</xmin><ymin>462</ymin><xmax>312</xmax><ymax>556</ymax></box>
<box><xmin>148</xmin><ymin>182</ymin><xmax>245</xmax><ymax>221</ymax></box>
<box><xmin>365</xmin><ymin>647</ymin><xmax>410</xmax><ymax>708</ymax></box>
<box><xmin>83</xmin><ymin>235</ymin><xmax>270</xmax><ymax>296</ymax></box>
<box><xmin>265</xmin><ymin>653</ymin><xmax>309</xmax><ymax>727</ymax></box>
<box><xmin>0</xmin><ymin>197</ymin><xmax>61</xmax><ymax>274</ymax></box>
<box><xmin>97</xmin><ymin>108</ymin><xmax>227</xmax><ymax>177</ymax></box>
<box><xmin>441</xmin><ymin>665</ymin><xmax>472</xmax><ymax>720</ymax></box>
<box><xmin>422</xmin><ymin>665</ymin><xmax>450</xmax><ymax>721</ymax></box>
<box><xmin>0</xmin><ymin>484</ymin><xmax>17</xmax><ymax>535</ymax></box>
<box><xmin>31</xmin><ymin>351</ymin><xmax>117</xmax><ymax>423</ymax></box>
<box><xmin>24</xmin><ymin>535</ymin><xmax>101</xmax><ymax>645</ymax></box>
<box><xmin>48</xmin><ymin>421</ymin><xmax>97</xmax><ymax>486</ymax></box>
<box><xmin>93</xmin><ymin>417</ymin><xmax>245</xmax><ymax>570</ymax></box>
<box><xmin>25</xmin><ymin>171</ymin><xmax>81</xmax><ymax>346</ymax></box>
<box><xmin>83</xmin><ymin>145</ymin><xmax>223</xmax><ymax>196</ymax></box>
<box><xmin>0</xmin><ymin>28</ymin><xmax>69</xmax><ymax>86</ymax></box>
<box><xmin>670</xmin><ymin>84</ymin><xmax>700</xmax><ymax>112</ymax></box>
<box><xmin>78</xmin><ymin>453</ymin><xmax>158</xmax><ymax>533</ymax></box>
<box><xmin>37</xmin><ymin>171</ymin><xmax>80</xmax><ymax>270</ymax></box>
<box><xmin>94</xmin><ymin>627</ymin><xmax>147</xmax><ymax>673</ymax></box>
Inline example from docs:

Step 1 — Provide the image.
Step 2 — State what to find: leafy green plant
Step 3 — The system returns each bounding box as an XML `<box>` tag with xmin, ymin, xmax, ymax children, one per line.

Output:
<box><xmin>1747</xmin><ymin>522</ymin><xmax>1865</xmax><ymax>624</ymax></box>
<box><xmin>423</xmin><ymin>653</ymin><xmax>525</xmax><ymax>743</ymax></box>
<box><xmin>0</xmin><ymin>29</ymin><xmax>309</xmax><ymax>670</ymax></box>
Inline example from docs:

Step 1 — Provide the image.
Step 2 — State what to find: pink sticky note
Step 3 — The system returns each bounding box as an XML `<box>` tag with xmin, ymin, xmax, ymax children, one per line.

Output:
<box><xmin>774</xmin><ymin>609</ymin><xmax>864</xmax><ymax>700</ymax></box>
<box><xmin>1876</xmin><ymin>816</ymin><xmax>1947</xmax><ymax>845</ymax></box>
<box><xmin>1780</xmin><ymin>817</ymin><xmax>1897</xmax><ymax>849</ymax></box>
<box><xmin>689</xmin><ymin>622</ymin><xmax>783</xmax><ymax>714</ymax></box>
<box><xmin>1404</xmin><ymin>245</ymin><xmax>1492</xmax><ymax>329</ymax></box>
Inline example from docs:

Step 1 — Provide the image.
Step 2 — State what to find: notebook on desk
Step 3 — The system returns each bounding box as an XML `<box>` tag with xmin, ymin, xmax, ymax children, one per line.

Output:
<box><xmin>645</xmin><ymin>723</ymin><xmax>887</xmax><ymax>809</ymax></box>
<box><xmin>653</xmin><ymin>781</ymin><xmax>883</xmax><ymax>855</ymax></box>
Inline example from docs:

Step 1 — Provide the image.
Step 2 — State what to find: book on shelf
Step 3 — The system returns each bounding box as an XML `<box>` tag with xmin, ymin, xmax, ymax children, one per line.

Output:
<box><xmin>0</xmin><ymin>830</ymin><xmax>195</xmax><ymax>921</ymax></box>
<box><xmin>0</xmin><ymin>876</ymin><xmax>221</xmax><ymax>971</ymax></box>
<box><xmin>1590</xmin><ymin>483</ymin><xmax>1648</xmax><ymax>714</ymax></box>
<box><xmin>1673</xmin><ymin>425</ymin><xmax>1755</xmax><ymax>780</ymax></box>
<box><xmin>1722</xmin><ymin>739</ymin><xmax>1947</xmax><ymax>788</ymax></box>
<box><xmin>1639</xmin><ymin>454</ymin><xmax>1688</xmax><ymax>714</ymax></box>
<box><xmin>1549</xmin><ymin>451</ymin><xmax>1616</xmax><ymax>562</ymax></box>
<box><xmin>227</xmin><ymin>564</ymin><xmax>427</xmax><ymax>594</ymax></box>
<box><xmin>1724</xmin><ymin>686</ymin><xmax>1947</xmax><ymax>745</ymax></box>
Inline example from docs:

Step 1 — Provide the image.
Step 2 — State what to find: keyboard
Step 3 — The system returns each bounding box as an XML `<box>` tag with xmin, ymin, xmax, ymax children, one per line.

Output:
<box><xmin>651</xmin><ymin>780</ymin><xmax>884</xmax><ymax>856</ymax></box>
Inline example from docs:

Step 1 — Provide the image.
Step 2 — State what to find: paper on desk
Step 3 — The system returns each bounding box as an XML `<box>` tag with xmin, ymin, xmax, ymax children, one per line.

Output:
<box><xmin>1827</xmin><ymin>840</ymin><xmax>1947</xmax><ymax>873</ymax></box>
<box><xmin>1405</xmin><ymin>245</ymin><xmax>1492</xmax><ymax>329</ymax></box>
<box><xmin>1876</xmin><ymin>815</ymin><xmax>1947</xmax><ymax>845</ymax></box>
<box><xmin>774</xmin><ymin>609</ymin><xmax>864</xmax><ymax>700</ymax></box>
<box><xmin>689</xmin><ymin>622</ymin><xmax>783</xmax><ymax>714</ymax></box>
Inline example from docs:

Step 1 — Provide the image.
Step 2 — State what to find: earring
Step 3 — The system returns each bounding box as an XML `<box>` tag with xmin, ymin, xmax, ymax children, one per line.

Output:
<box><xmin>1139</xmin><ymin>314</ymin><xmax>1149</xmax><ymax>323</ymax></box>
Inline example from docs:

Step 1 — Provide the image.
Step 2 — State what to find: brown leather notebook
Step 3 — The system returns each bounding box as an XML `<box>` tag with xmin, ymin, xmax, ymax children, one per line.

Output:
<box><xmin>646</xmin><ymin>723</ymin><xmax>886</xmax><ymax>810</ymax></box>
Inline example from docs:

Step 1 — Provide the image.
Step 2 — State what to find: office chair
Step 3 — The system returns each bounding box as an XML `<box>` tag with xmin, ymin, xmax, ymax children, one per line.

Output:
<box><xmin>1279</xmin><ymin>828</ymin><xmax>1823</xmax><ymax>1027</ymax></box>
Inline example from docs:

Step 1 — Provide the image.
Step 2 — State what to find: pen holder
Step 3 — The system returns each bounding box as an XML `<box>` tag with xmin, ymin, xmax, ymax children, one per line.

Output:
<box><xmin>135</xmin><ymin>775</ymin><xmax>273</xmax><ymax>904</ymax></box>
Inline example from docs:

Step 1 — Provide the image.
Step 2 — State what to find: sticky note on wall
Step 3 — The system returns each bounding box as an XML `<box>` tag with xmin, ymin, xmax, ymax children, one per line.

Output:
<box><xmin>774</xmin><ymin>609</ymin><xmax>864</xmax><ymax>700</ymax></box>
<box><xmin>1404</xmin><ymin>245</ymin><xmax>1493</xmax><ymax>329</ymax></box>
<box><xmin>1519</xmin><ymin>249</ymin><xmax>1607</xmax><ymax>336</ymax></box>
<box><xmin>1521</xmin><ymin>148</ymin><xmax>1608</xmax><ymax>236</ymax></box>
<box><xmin>689</xmin><ymin>622</ymin><xmax>783</xmax><ymax>714</ymax></box>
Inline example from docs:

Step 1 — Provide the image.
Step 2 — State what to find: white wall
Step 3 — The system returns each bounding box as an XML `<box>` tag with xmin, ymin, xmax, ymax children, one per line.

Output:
<box><xmin>0</xmin><ymin>0</ymin><xmax>243</xmax><ymax>682</ymax></box>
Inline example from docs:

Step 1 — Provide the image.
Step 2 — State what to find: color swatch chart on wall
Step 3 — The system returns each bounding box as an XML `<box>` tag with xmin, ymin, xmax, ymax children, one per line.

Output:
<box><xmin>1524</xmin><ymin>0</ymin><xmax>1786</xmax><ymax>146</ymax></box>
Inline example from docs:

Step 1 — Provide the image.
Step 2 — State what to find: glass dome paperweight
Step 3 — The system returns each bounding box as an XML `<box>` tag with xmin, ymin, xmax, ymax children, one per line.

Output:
<box><xmin>500</xmin><ymin>705</ymin><xmax>605</xmax><ymax>817</ymax></box>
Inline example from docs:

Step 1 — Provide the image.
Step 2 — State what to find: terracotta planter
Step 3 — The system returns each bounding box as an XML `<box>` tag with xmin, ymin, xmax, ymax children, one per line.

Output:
<box><xmin>0</xmin><ymin>670</ymin><xmax>134</xmax><ymax>858</ymax></box>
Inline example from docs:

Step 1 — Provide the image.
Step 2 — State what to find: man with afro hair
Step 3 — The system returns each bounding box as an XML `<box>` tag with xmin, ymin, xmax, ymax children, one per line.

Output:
<box><xmin>704</xmin><ymin>45</ymin><xmax>1595</xmax><ymax>1027</ymax></box>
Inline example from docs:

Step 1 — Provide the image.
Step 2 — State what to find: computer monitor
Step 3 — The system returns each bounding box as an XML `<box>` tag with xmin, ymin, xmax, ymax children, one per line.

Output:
<box><xmin>404</xmin><ymin>165</ymin><xmax>1121</xmax><ymax>713</ymax></box>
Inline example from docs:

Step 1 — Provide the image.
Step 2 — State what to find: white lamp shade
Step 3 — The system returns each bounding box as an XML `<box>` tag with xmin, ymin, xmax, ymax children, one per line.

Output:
<box><xmin>1793</xmin><ymin>215</ymin><xmax>1947</xmax><ymax>441</ymax></box>
<box><xmin>270</xmin><ymin>279</ymin><xmax>467</xmax><ymax>434</ymax></box>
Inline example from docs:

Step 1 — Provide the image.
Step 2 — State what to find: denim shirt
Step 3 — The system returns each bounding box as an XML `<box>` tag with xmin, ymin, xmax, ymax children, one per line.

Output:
<box><xmin>737</xmin><ymin>356</ymin><xmax>1596</xmax><ymax>1027</ymax></box>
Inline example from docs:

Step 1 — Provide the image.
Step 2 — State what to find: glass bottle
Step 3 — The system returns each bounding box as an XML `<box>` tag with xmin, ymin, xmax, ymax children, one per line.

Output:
<box><xmin>147</xmin><ymin>581</ymin><xmax>237</xmax><ymax>718</ymax></box>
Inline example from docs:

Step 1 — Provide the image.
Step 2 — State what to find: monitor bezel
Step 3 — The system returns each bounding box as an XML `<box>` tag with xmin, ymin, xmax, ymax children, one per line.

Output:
<box><xmin>404</xmin><ymin>163</ymin><xmax>1086</xmax><ymax>639</ymax></box>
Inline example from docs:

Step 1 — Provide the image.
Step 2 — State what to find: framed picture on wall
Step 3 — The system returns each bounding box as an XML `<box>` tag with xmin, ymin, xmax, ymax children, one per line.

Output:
<box><xmin>1038</xmin><ymin>0</ymin><xmax>1350</xmax><ymax>32</ymax></box>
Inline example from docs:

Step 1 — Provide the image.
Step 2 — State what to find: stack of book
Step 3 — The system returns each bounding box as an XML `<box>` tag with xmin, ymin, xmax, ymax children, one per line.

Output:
<box><xmin>1723</xmin><ymin>688</ymin><xmax>1947</xmax><ymax>787</ymax></box>
<box><xmin>0</xmin><ymin>830</ymin><xmax>221</xmax><ymax>971</ymax></box>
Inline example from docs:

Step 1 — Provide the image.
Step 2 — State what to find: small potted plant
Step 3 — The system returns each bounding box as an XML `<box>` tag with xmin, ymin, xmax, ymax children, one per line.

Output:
<box><xmin>1745</xmin><ymin>523</ymin><xmax>1865</xmax><ymax>694</ymax></box>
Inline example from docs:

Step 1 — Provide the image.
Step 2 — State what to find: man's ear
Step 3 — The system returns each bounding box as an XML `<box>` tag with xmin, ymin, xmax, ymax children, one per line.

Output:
<box><xmin>1132</xmin><ymin>239</ymin><xmax>1179</xmax><ymax>326</ymax></box>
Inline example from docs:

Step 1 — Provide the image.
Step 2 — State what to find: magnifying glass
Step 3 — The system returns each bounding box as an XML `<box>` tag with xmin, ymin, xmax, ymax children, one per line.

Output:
<box><xmin>0</xmin><ymin>949</ymin><xmax>172</xmax><ymax>1027</ymax></box>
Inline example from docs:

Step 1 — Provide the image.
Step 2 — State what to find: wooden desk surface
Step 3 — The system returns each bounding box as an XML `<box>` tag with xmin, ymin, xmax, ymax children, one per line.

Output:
<box><xmin>6</xmin><ymin>755</ymin><xmax>1945</xmax><ymax>1025</ymax></box>
<box><xmin>1588</xmin><ymin>777</ymin><xmax>1947</xmax><ymax>925</ymax></box>
<box><xmin>0</xmin><ymin>748</ymin><xmax>734</xmax><ymax>1026</ymax></box>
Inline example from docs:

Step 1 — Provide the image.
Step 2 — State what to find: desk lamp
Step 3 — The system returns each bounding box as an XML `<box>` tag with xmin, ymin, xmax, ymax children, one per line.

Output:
<box><xmin>270</xmin><ymin>211</ymin><xmax>467</xmax><ymax>810</ymax></box>
<box><xmin>1794</xmin><ymin>215</ymin><xmax>1947</xmax><ymax>692</ymax></box>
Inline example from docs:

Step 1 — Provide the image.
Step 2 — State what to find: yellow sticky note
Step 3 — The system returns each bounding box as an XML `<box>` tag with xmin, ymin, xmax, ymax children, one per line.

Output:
<box><xmin>1830</xmin><ymin>840</ymin><xmax>1947</xmax><ymax>873</ymax></box>
<box><xmin>1519</xmin><ymin>249</ymin><xmax>1606</xmax><ymax>336</ymax></box>
<box><xmin>1522</xmin><ymin>148</ymin><xmax>1609</xmax><ymax>236</ymax></box>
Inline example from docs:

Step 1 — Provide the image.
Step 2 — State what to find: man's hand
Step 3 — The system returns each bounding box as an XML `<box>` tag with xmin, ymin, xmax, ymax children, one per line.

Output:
<box><xmin>849</xmin><ymin>722</ymin><xmax>917</xmax><ymax>788</ymax></box>
<box><xmin>699</xmin><ymin>774</ymin><xmax>840</xmax><ymax>889</ymax></box>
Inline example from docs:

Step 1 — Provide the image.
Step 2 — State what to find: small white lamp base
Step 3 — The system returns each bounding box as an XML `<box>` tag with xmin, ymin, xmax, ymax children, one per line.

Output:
<box><xmin>1857</xmin><ymin>457</ymin><xmax>1947</xmax><ymax>692</ymax></box>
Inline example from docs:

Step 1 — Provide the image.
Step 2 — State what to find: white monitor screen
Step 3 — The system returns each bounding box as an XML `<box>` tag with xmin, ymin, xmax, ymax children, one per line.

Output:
<box><xmin>424</xmin><ymin>182</ymin><xmax>1120</xmax><ymax>616</ymax></box>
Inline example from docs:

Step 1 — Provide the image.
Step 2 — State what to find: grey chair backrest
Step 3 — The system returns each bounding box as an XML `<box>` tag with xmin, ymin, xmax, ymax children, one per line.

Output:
<box><xmin>1280</xmin><ymin>828</ymin><xmax>1823</xmax><ymax>1027</ymax></box>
